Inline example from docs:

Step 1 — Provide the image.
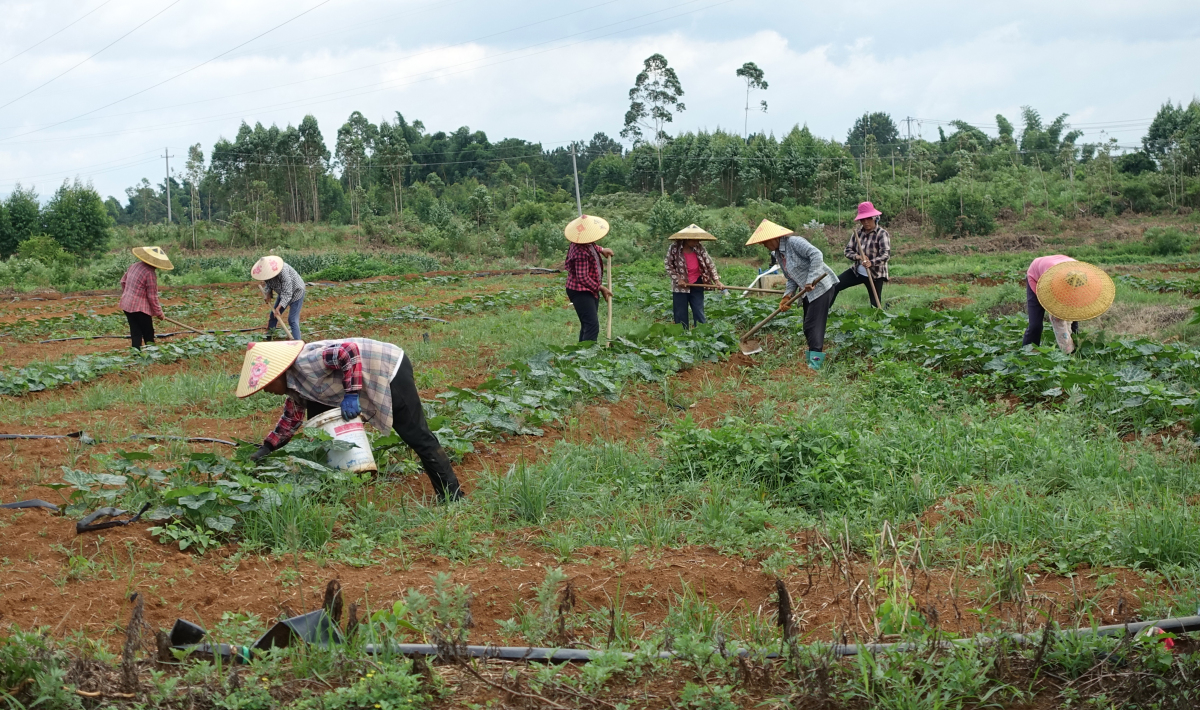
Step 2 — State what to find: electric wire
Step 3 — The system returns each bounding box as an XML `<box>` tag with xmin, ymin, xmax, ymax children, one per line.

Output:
<box><xmin>0</xmin><ymin>0</ymin><xmax>186</xmax><ymax>112</ymax></box>
<box><xmin>0</xmin><ymin>0</ymin><xmax>117</xmax><ymax>69</ymax></box>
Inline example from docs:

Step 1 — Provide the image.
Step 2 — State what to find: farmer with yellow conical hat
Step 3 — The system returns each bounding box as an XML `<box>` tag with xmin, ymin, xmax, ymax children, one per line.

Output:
<box><xmin>664</xmin><ymin>224</ymin><xmax>725</xmax><ymax>329</ymax></box>
<box><xmin>251</xmin><ymin>255</ymin><xmax>306</xmax><ymax>340</ymax></box>
<box><xmin>236</xmin><ymin>337</ymin><xmax>464</xmax><ymax>502</ymax></box>
<box><xmin>746</xmin><ymin>220</ymin><xmax>839</xmax><ymax>370</ymax></box>
<box><xmin>1024</xmin><ymin>256</ymin><xmax>1114</xmax><ymax>354</ymax></box>
<box><xmin>563</xmin><ymin>215</ymin><xmax>614</xmax><ymax>342</ymax></box>
<box><xmin>119</xmin><ymin>246</ymin><xmax>172</xmax><ymax>350</ymax></box>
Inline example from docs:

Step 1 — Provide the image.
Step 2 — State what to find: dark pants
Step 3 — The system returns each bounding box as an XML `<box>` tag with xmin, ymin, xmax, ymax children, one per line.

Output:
<box><xmin>800</xmin><ymin>288</ymin><xmax>834</xmax><ymax>352</ymax></box>
<box><xmin>124</xmin><ymin>311</ymin><xmax>155</xmax><ymax>350</ymax></box>
<box><xmin>267</xmin><ymin>295</ymin><xmax>304</xmax><ymax>340</ymax></box>
<box><xmin>672</xmin><ymin>290</ymin><xmax>706</xmax><ymax>329</ymax></box>
<box><xmin>1023</xmin><ymin>283</ymin><xmax>1077</xmax><ymax>347</ymax></box>
<box><xmin>832</xmin><ymin>268</ymin><xmax>886</xmax><ymax>308</ymax></box>
<box><xmin>567</xmin><ymin>288</ymin><xmax>600</xmax><ymax>342</ymax></box>
<box><xmin>305</xmin><ymin>355</ymin><xmax>463</xmax><ymax>501</ymax></box>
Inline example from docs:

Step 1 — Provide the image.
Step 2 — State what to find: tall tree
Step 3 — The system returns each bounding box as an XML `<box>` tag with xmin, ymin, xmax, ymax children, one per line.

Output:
<box><xmin>184</xmin><ymin>144</ymin><xmax>204</xmax><ymax>248</ymax></box>
<box><xmin>1</xmin><ymin>185</ymin><xmax>40</xmax><ymax>257</ymax></box>
<box><xmin>621</xmin><ymin>53</ymin><xmax>686</xmax><ymax>195</ymax></box>
<box><xmin>297</xmin><ymin>114</ymin><xmax>329</xmax><ymax>222</ymax></box>
<box><xmin>376</xmin><ymin>117</ymin><xmax>413</xmax><ymax>218</ymax></box>
<box><xmin>42</xmin><ymin>179</ymin><xmax>111</xmax><ymax>257</ymax></box>
<box><xmin>335</xmin><ymin>111</ymin><xmax>377</xmax><ymax>224</ymax></box>
<box><xmin>735</xmin><ymin>62</ymin><xmax>768</xmax><ymax>138</ymax></box>
<box><xmin>847</xmin><ymin>112</ymin><xmax>899</xmax><ymax>157</ymax></box>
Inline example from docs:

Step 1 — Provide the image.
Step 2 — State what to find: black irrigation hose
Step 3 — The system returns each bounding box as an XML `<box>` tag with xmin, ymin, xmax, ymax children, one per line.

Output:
<box><xmin>0</xmin><ymin>432</ymin><xmax>236</xmax><ymax>446</ymax></box>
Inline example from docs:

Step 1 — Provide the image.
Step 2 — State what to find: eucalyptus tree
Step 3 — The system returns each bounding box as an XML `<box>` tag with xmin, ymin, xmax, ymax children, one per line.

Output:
<box><xmin>621</xmin><ymin>53</ymin><xmax>686</xmax><ymax>195</ymax></box>
<box><xmin>335</xmin><ymin>111</ymin><xmax>378</xmax><ymax>224</ymax></box>
<box><xmin>297</xmin><ymin>115</ymin><xmax>329</xmax><ymax>222</ymax></box>
<box><xmin>184</xmin><ymin>143</ymin><xmax>204</xmax><ymax>247</ymax></box>
<box><xmin>376</xmin><ymin>118</ymin><xmax>413</xmax><ymax>218</ymax></box>
<box><xmin>735</xmin><ymin>61</ymin><xmax>768</xmax><ymax>138</ymax></box>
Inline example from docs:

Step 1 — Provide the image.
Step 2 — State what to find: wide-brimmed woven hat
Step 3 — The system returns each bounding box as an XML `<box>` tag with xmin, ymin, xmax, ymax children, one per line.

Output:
<box><xmin>131</xmin><ymin>246</ymin><xmax>173</xmax><ymax>270</ymax></box>
<box><xmin>251</xmin><ymin>255</ymin><xmax>284</xmax><ymax>281</ymax></box>
<box><xmin>745</xmin><ymin>219</ymin><xmax>793</xmax><ymax>246</ymax></box>
<box><xmin>669</xmin><ymin>224</ymin><xmax>716</xmax><ymax>241</ymax></box>
<box><xmin>236</xmin><ymin>340</ymin><xmax>305</xmax><ymax>398</ymax></box>
<box><xmin>564</xmin><ymin>214</ymin><xmax>610</xmax><ymax>244</ymax></box>
<box><xmin>1036</xmin><ymin>261</ymin><xmax>1115</xmax><ymax>321</ymax></box>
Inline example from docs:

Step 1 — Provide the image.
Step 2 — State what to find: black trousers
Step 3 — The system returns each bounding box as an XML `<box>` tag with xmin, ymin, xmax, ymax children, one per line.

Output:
<box><xmin>1023</xmin><ymin>283</ymin><xmax>1077</xmax><ymax>347</ymax></box>
<box><xmin>800</xmin><ymin>288</ymin><xmax>834</xmax><ymax>352</ymax></box>
<box><xmin>124</xmin><ymin>311</ymin><xmax>155</xmax><ymax>349</ymax></box>
<box><xmin>305</xmin><ymin>355</ymin><xmax>463</xmax><ymax>501</ymax></box>
<box><xmin>567</xmin><ymin>288</ymin><xmax>600</xmax><ymax>342</ymax></box>
<box><xmin>832</xmin><ymin>268</ymin><xmax>885</xmax><ymax>308</ymax></box>
<box><xmin>672</xmin><ymin>290</ymin><xmax>706</xmax><ymax>329</ymax></box>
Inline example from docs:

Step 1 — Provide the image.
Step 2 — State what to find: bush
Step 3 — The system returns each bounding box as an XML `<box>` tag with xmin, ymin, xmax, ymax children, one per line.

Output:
<box><xmin>929</xmin><ymin>185</ymin><xmax>996</xmax><ymax>238</ymax></box>
<box><xmin>1143</xmin><ymin>227</ymin><xmax>1190</xmax><ymax>256</ymax></box>
<box><xmin>510</xmin><ymin>200</ymin><xmax>549</xmax><ymax>228</ymax></box>
<box><xmin>41</xmin><ymin>179</ymin><xmax>112</xmax><ymax>256</ymax></box>
<box><xmin>16</xmin><ymin>235</ymin><xmax>74</xmax><ymax>266</ymax></box>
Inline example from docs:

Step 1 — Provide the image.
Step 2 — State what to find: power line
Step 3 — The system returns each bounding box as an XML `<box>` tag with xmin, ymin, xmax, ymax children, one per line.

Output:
<box><xmin>3</xmin><ymin>0</ymin><xmax>337</xmax><ymax>140</ymax></box>
<box><xmin>0</xmin><ymin>0</ymin><xmax>117</xmax><ymax>69</ymax></box>
<box><xmin>0</xmin><ymin>0</ymin><xmax>186</xmax><ymax>112</ymax></box>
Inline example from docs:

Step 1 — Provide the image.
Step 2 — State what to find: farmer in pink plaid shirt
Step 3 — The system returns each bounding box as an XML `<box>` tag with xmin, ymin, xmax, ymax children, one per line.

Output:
<box><xmin>119</xmin><ymin>247</ymin><xmax>172</xmax><ymax>349</ymax></box>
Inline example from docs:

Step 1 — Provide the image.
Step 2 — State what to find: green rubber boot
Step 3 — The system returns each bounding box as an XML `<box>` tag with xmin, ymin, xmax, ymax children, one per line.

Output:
<box><xmin>806</xmin><ymin>351</ymin><xmax>826</xmax><ymax>371</ymax></box>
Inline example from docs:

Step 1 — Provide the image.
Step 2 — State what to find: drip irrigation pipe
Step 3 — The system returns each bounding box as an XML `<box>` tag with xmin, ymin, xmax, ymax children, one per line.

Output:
<box><xmin>37</xmin><ymin>326</ymin><xmax>266</xmax><ymax>343</ymax></box>
<box><xmin>0</xmin><ymin>432</ymin><xmax>236</xmax><ymax>446</ymax></box>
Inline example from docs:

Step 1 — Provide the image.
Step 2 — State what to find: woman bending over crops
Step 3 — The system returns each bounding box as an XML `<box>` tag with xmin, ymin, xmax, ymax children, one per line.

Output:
<box><xmin>831</xmin><ymin>202</ymin><xmax>890</xmax><ymax>308</ymax></box>
<box><xmin>1023</xmin><ymin>256</ymin><xmax>1114</xmax><ymax>354</ymax></box>
<box><xmin>119</xmin><ymin>246</ymin><xmax>171</xmax><ymax>350</ymax></box>
<box><xmin>746</xmin><ymin>220</ymin><xmax>839</xmax><ymax>370</ymax></box>
<box><xmin>664</xmin><ymin>224</ymin><xmax>725</xmax><ymax>329</ymax></box>
<box><xmin>236</xmin><ymin>338</ymin><xmax>464</xmax><ymax>502</ymax></box>
<box><xmin>564</xmin><ymin>215</ymin><xmax>614</xmax><ymax>342</ymax></box>
<box><xmin>252</xmin><ymin>255</ymin><xmax>306</xmax><ymax>340</ymax></box>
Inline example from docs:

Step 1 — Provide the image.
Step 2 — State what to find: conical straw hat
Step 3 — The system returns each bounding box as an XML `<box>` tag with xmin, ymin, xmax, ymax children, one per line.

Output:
<box><xmin>251</xmin><ymin>255</ymin><xmax>284</xmax><ymax>281</ymax></box>
<box><xmin>669</xmin><ymin>224</ymin><xmax>716</xmax><ymax>241</ymax></box>
<box><xmin>564</xmin><ymin>214</ymin><xmax>610</xmax><ymax>244</ymax></box>
<box><xmin>236</xmin><ymin>340</ymin><xmax>305</xmax><ymax>398</ymax></box>
<box><xmin>745</xmin><ymin>219</ymin><xmax>793</xmax><ymax>246</ymax></box>
<box><xmin>1036</xmin><ymin>261</ymin><xmax>1115</xmax><ymax>321</ymax></box>
<box><xmin>131</xmin><ymin>246</ymin><xmax>173</xmax><ymax>270</ymax></box>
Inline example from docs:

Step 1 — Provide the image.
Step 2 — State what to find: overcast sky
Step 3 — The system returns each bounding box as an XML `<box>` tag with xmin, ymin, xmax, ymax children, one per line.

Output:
<box><xmin>1</xmin><ymin>0</ymin><xmax>1197</xmax><ymax>201</ymax></box>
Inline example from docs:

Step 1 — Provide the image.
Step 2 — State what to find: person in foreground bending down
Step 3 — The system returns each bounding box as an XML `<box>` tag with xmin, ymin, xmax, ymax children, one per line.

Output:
<box><xmin>236</xmin><ymin>337</ymin><xmax>464</xmax><ymax>502</ymax></box>
<box><xmin>746</xmin><ymin>219</ymin><xmax>839</xmax><ymax>370</ymax></box>
<box><xmin>1023</xmin><ymin>256</ymin><xmax>1115</xmax><ymax>354</ymax></box>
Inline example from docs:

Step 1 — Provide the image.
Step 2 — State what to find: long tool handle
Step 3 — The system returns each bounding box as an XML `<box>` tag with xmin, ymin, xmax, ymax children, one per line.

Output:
<box><xmin>684</xmin><ymin>283</ymin><xmax>785</xmax><ymax>295</ymax></box>
<box><xmin>855</xmin><ymin>233</ymin><xmax>881</xmax><ymax>308</ymax></box>
<box><xmin>739</xmin><ymin>273</ymin><xmax>827</xmax><ymax>342</ymax></box>
<box><xmin>162</xmin><ymin>315</ymin><xmax>207</xmax><ymax>336</ymax></box>
<box><xmin>605</xmin><ymin>256</ymin><xmax>613</xmax><ymax>344</ymax></box>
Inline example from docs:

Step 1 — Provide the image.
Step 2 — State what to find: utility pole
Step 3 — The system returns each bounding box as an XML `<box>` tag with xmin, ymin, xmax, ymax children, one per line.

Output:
<box><xmin>571</xmin><ymin>144</ymin><xmax>583</xmax><ymax>218</ymax></box>
<box><xmin>162</xmin><ymin>147</ymin><xmax>174</xmax><ymax>224</ymax></box>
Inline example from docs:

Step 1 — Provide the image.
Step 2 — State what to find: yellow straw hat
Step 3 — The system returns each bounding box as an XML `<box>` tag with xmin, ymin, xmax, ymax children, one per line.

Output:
<box><xmin>251</xmin><ymin>255</ymin><xmax>284</xmax><ymax>281</ymax></box>
<box><xmin>669</xmin><ymin>224</ymin><xmax>716</xmax><ymax>241</ymax></box>
<box><xmin>131</xmin><ymin>246</ymin><xmax>173</xmax><ymax>270</ymax></box>
<box><xmin>235</xmin><ymin>340</ymin><xmax>305</xmax><ymax>398</ymax></box>
<box><xmin>745</xmin><ymin>219</ymin><xmax>793</xmax><ymax>246</ymax></box>
<box><xmin>1036</xmin><ymin>261</ymin><xmax>1115</xmax><ymax>321</ymax></box>
<box><xmin>564</xmin><ymin>214</ymin><xmax>610</xmax><ymax>244</ymax></box>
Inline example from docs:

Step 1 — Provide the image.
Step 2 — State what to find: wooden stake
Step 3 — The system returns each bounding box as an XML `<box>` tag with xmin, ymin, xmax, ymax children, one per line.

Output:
<box><xmin>605</xmin><ymin>256</ymin><xmax>613</xmax><ymax>345</ymax></box>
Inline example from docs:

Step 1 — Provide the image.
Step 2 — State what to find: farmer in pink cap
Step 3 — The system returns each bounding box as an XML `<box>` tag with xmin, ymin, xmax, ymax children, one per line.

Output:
<box><xmin>831</xmin><ymin>201</ymin><xmax>891</xmax><ymax>308</ymax></box>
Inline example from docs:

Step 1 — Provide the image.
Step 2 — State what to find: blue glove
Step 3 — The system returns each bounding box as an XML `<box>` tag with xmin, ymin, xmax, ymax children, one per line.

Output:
<box><xmin>340</xmin><ymin>393</ymin><xmax>361</xmax><ymax>421</ymax></box>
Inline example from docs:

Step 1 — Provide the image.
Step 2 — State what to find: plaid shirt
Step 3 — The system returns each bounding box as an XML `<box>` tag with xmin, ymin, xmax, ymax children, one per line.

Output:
<box><xmin>118</xmin><ymin>261</ymin><xmax>163</xmax><ymax>317</ymax></box>
<box><xmin>664</xmin><ymin>242</ymin><xmax>720</xmax><ymax>294</ymax></box>
<box><xmin>264</xmin><ymin>338</ymin><xmax>403</xmax><ymax>449</ymax></box>
<box><xmin>844</xmin><ymin>226</ymin><xmax>892</xmax><ymax>280</ymax></box>
<box><xmin>263</xmin><ymin>262</ymin><xmax>306</xmax><ymax>306</ymax></box>
<box><xmin>565</xmin><ymin>243</ymin><xmax>604</xmax><ymax>294</ymax></box>
<box><xmin>775</xmin><ymin>236</ymin><xmax>838</xmax><ymax>302</ymax></box>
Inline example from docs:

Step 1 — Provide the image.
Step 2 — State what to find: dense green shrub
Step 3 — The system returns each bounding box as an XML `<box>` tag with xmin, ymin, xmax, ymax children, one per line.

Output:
<box><xmin>929</xmin><ymin>184</ymin><xmax>996</xmax><ymax>237</ymax></box>
<box><xmin>42</xmin><ymin>179</ymin><xmax>113</xmax><ymax>256</ymax></box>
<box><xmin>1144</xmin><ymin>227</ymin><xmax>1191</xmax><ymax>256</ymax></box>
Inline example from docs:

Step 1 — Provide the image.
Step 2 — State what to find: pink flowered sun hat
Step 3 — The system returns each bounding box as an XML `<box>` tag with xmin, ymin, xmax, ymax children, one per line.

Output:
<box><xmin>251</xmin><ymin>255</ymin><xmax>284</xmax><ymax>281</ymax></box>
<box><xmin>854</xmin><ymin>202</ymin><xmax>882</xmax><ymax>221</ymax></box>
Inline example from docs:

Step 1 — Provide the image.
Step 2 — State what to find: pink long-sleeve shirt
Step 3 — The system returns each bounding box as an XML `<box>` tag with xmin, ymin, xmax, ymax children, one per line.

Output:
<box><xmin>1027</xmin><ymin>255</ymin><xmax>1075</xmax><ymax>291</ymax></box>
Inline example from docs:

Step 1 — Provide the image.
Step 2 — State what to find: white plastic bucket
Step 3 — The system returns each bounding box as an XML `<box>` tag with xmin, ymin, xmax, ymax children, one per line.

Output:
<box><xmin>304</xmin><ymin>408</ymin><xmax>378</xmax><ymax>473</ymax></box>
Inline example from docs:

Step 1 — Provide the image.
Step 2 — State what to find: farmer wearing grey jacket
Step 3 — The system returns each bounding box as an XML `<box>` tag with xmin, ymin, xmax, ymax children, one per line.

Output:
<box><xmin>251</xmin><ymin>255</ymin><xmax>306</xmax><ymax>340</ymax></box>
<box><xmin>745</xmin><ymin>220</ymin><xmax>838</xmax><ymax>370</ymax></box>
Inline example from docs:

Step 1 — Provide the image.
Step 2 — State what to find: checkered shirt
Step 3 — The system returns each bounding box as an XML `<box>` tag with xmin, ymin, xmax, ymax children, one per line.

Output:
<box><xmin>263</xmin><ymin>262</ymin><xmax>306</xmax><ymax>306</ymax></box>
<box><xmin>565</xmin><ymin>242</ymin><xmax>603</xmax><ymax>294</ymax></box>
<box><xmin>118</xmin><ymin>261</ymin><xmax>163</xmax><ymax>317</ymax></box>
<box><xmin>844</xmin><ymin>226</ymin><xmax>892</xmax><ymax>280</ymax></box>
<box><xmin>264</xmin><ymin>338</ymin><xmax>403</xmax><ymax>449</ymax></box>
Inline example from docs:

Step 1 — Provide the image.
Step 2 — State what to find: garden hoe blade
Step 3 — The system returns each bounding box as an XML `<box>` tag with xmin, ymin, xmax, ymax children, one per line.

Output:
<box><xmin>739</xmin><ymin>337</ymin><xmax>763</xmax><ymax>356</ymax></box>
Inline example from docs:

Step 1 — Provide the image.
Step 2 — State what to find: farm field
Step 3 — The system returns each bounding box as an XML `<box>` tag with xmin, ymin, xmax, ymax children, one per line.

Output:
<box><xmin>1</xmin><ymin>241</ymin><xmax>1199</xmax><ymax>708</ymax></box>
